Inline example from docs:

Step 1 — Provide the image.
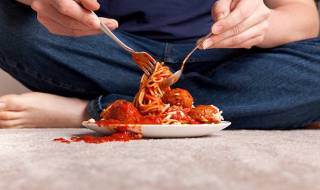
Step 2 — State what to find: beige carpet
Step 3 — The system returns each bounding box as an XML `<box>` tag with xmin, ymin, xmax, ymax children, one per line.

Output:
<box><xmin>1</xmin><ymin>129</ymin><xmax>320</xmax><ymax>190</ymax></box>
<box><xmin>0</xmin><ymin>69</ymin><xmax>29</xmax><ymax>96</ymax></box>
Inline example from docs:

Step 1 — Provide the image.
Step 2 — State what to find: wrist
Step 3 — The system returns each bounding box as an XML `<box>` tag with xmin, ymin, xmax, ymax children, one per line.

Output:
<box><xmin>257</xmin><ymin>5</ymin><xmax>319</xmax><ymax>48</ymax></box>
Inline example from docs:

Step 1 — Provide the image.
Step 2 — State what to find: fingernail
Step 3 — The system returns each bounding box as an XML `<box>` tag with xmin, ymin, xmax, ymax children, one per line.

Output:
<box><xmin>106</xmin><ymin>20</ymin><xmax>118</xmax><ymax>30</ymax></box>
<box><xmin>107</xmin><ymin>24</ymin><xmax>117</xmax><ymax>30</ymax></box>
<box><xmin>201</xmin><ymin>39</ymin><xmax>213</xmax><ymax>49</ymax></box>
<box><xmin>197</xmin><ymin>37</ymin><xmax>208</xmax><ymax>49</ymax></box>
<box><xmin>217</xmin><ymin>15</ymin><xmax>224</xmax><ymax>20</ymax></box>
<box><xmin>0</xmin><ymin>102</ymin><xmax>6</xmax><ymax>109</ymax></box>
<box><xmin>217</xmin><ymin>13</ymin><xmax>227</xmax><ymax>20</ymax></box>
<box><xmin>111</xmin><ymin>19</ymin><xmax>119</xmax><ymax>27</ymax></box>
<box><xmin>212</xmin><ymin>24</ymin><xmax>223</xmax><ymax>34</ymax></box>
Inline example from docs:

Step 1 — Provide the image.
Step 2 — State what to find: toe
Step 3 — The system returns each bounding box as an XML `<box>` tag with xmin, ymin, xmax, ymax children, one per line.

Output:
<box><xmin>0</xmin><ymin>111</ymin><xmax>22</xmax><ymax>120</ymax></box>
<box><xmin>0</xmin><ymin>94</ymin><xmax>24</xmax><ymax>111</ymax></box>
<box><xmin>0</xmin><ymin>102</ymin><xmax>5</xmax><ymax>110</ymax></box>
<box><xmin>0</xmin><ymin>120</ymin><xmax>23</xmax><ymax>128</ymax></box>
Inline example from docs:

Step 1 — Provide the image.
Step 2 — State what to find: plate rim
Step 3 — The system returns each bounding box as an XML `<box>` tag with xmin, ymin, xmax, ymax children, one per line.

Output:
<box><xmin>82</xmin><ymin>120</ymin><xmax>231</xmax><ymax>128</ymax></box>
<box><xmin>82</xmin><ymin>120</ymin><xmax>231</xmax><ymax>137</ymax></box>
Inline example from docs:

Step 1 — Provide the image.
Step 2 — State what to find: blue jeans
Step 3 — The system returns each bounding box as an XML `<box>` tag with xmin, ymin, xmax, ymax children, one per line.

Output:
<box><xmin>0</xmin><ymin>1</ymin><xmax>319</xmax><ymax>129</ymax></box>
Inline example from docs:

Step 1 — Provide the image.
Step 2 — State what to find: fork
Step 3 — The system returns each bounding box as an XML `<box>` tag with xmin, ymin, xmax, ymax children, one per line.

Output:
<box><xmin>74</xmin><ymin>0</ymin><xmax>156</xmax><ymax>76</ymax></box>
<box><xmin>160</xmin><ymin>33</ymin><xmax>213</xmax><ymax>88</ymax></box>
<box><xmin>99</xmin><ymin>22</ymin><xmax>156</xmax><ymax>76</ymax></box>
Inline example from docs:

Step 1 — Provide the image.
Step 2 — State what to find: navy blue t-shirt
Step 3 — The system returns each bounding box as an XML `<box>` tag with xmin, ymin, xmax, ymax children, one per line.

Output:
<box><xmin>97</xmin><ymin>0</ymin><xmax>216</xmax><ymax>41</ymax></box>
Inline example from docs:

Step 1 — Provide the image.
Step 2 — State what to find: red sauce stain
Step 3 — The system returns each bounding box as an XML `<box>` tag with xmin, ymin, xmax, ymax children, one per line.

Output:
<box><xmin>53</xmin><ymin>137</ymin><xmax>71</xmax><ymax>144</ymax></box>
<box><xmin>53</xmin><ymin>131</ymin><xmax>142</xmax><ymax>144</ymax></box>
<box><xmin>54</xmin><ymin>118</ymin><xmax>144</xmax><ymax>144</ymax></box>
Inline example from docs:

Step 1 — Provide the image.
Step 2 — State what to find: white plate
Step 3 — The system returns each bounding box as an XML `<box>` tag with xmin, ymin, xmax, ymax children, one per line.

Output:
<box><xmin>82</xmin><ymin>121</ymin><xmax>231</xmax><ymax>138</ymax></box>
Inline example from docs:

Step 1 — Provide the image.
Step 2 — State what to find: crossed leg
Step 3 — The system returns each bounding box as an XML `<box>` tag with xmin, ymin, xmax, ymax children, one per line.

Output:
<box><xmin>0</xmin><ymin>1</ymin><xmax>319</xmax><ymax>129</ymax></box>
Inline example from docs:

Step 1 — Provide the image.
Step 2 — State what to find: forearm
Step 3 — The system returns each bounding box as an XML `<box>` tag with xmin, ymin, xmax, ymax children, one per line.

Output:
<box><xmin>259</xmin><ymin>2</ymin><xmax>319</xmax><ymax>48</ymax></box>
<box><xmin>16</xmin><ymin>0</ymin><xmax>33</xmax><ymax>6</ymax></box>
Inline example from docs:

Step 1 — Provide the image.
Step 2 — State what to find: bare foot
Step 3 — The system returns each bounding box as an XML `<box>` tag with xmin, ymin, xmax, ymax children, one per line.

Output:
<box><xmin>0</xmin><ymin>92</ymin><xmax>89</xmax><ymax>128</ymax></box>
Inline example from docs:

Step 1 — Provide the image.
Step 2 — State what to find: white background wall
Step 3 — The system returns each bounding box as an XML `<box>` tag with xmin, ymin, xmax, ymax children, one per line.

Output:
<box><xmin>0</xmin><ymin>69</ymin><xmax>30</xmax><ymax>96</ymax></box>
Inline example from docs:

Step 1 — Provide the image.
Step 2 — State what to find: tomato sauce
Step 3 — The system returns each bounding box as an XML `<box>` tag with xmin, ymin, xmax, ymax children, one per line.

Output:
<box><xmin>54</xmin><ymin>118</ymin><xmax>144</xmax><ymax>144</ymax></box>
<box><xmin>53</xmin><ymin>131</ymin><xmax>142</xmax><ymax>144</ymax></box>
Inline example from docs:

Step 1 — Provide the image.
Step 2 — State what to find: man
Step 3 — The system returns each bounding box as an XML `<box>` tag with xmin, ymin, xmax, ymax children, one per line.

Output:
<box><xmin>0</xmin><ymin>0</ymin><xmax>319</xmax><ymax>129</ymax></box>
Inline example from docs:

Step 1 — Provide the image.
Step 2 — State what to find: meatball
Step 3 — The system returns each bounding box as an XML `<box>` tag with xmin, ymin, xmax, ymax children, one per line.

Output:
<box><xmin>189</xmin><ymin>105</ymin><xmax>223</xmax><ymax>124</ymax></box>
<box><xmin>100</xmin><ymin>100</ymin><xmax>142</xmax><ymax>123</ymax></box>
<box><xmin>162</xmin><ymin>88</ymin><xmax>193</xmax><ymax>108</ymax></box>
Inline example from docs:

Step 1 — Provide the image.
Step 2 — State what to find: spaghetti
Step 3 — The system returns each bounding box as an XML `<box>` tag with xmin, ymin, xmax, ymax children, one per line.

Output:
<box><xmin>133</xmin><ymin>62</ymin><xmax>172</xmax><ymax>115</ymax></box>
<box><xmin>99</xmin><ymin>62</ymin><xmax>224</xmax><ymax>125</ymax></box>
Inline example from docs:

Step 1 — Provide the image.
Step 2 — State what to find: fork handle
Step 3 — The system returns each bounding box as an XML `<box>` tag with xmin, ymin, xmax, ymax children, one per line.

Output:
<box><xmin>180</xmin><ymin>33</ymin><xmax>213</xmax><ymax>72</ymax></box>
<box><xmin>181</xmin><ymin>45</ymin><xmax>198</xmax><ymax>70</ymax></box>
<box><xmin>99</xmin><ymin>22</ymin><xmax>135</xmax><ymax>53</ymax></box>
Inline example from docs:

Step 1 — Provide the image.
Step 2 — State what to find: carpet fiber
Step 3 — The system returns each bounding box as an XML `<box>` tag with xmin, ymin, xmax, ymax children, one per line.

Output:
<box><xmin>0</xmin><ymin>129</ymin><xmax>319</xmax><ymax>190</ymax></box>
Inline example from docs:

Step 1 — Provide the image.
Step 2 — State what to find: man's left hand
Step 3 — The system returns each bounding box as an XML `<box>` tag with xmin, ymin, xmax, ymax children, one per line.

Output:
<box><xmin>199</xmin><ymin>0</ymin><xmax>271</xmax><ymax>49</ymax></box>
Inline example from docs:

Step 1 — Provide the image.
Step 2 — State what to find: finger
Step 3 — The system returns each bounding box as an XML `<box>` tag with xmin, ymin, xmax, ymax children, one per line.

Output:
<box><xmin>197</xmin><ymin>33</ymin><xmax>213</xmax><ymax>49</ymax></box>
<box><xmin>0</xmin><ymin>111</ymin><xmax>22</xmax><ymax>120</ymax></box>
<box><xmin>198</xmin><ymin>0</ymin><xmax>232</xmax><ymax>48</ymax></box>
<box><xmin>99</xmin><ymin>17</ymin><xmax>119</xmax><ymax>30</ymax></box>
<box><xmin>78</xmin><ymin>0</ymin><xmax>100</xmax><ymax>11</ymax></box>
<box><xmin>49</xmin><ymin>0</ymin><xmax>101</xmax><ymax>29</ymax></box>
<box><xmin>33</xmin><ymin>1</ymin><xmax>89</xmax><ymax>30</ymax></box>
<box><xmin>211</xmin><ymin>0</ymin><xmax>232</xmax><ymax>21</ymax></box>
<box><xmin>33</xmin><ymin>1</ymin><xmax>118</xmax><ymax>31</ymax></box>
<box><xmin>230</xmin><ymin>0</ymin><xmax>240</xmax><ymax>11</ymax></box>
<box><xmin>212</xmin><ymin>0</ymin><xmax>256</xmax><ymax>35</ymax></box>
<box><xmin>203</xmin><ymin>6</ymin><xmax>270</xmax><ymax>48</ymax></box>
<box><xmin>38</xmin><ymin>15</ymin><xmax>118</xmax><ymax>36</ymax></box>
<box><xmin>206</xmin><ymin>21</ymin><xmax>268</xmax><ymax>48</ymax></box>
<box><xmin>238</xmin><ymin>35</ymin><xmax>265</xmax><ymax>49</ymax></box>
<box><xmin>38</xmin><ymin>15</ymin><xmax>101</xmax><ymax>36</ymax></box>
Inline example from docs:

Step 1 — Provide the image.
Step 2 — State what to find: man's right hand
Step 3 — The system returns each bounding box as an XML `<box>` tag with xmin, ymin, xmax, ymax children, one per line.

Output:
<box><xmin>31</xmin><ymin>0</ymin><xmax>118</xmax><ymax>36</ymax></box>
